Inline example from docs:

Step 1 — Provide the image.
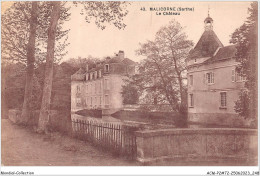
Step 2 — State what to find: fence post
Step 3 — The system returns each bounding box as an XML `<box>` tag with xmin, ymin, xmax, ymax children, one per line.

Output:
<box><xmin>76</xmin><ymin>119</ymin><xmax>79</xmax><ymax>137</ymax></box>
<box><xmin>79</xmin><ymin>120</ymin><xmax>82</xmax><ymax>139</ymax></box>
<box><xmin>120</xmin><ymin>125</ymin><xmax>123</xmax><ymax>155</ymax></box>
<box><xmin>87</xmin><ymin>120</ymin><xmax>90</xmax><ymax>141</ymax></box>
<box><xmin>83</xmin><ymin>120</ymin><xmax>86</xmax><ymax>142</ymax></box>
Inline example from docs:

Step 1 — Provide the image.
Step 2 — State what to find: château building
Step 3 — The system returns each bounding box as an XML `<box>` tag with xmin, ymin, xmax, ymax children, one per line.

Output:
<box><xmin>71</xmin><ymin>51</ymin><xmax>137</xmax><ymax>116</ymax></box>
<box><xmin>186</xmin><ymin>14</ymin><xmax>247</xmax><ymax>126</ymax></box>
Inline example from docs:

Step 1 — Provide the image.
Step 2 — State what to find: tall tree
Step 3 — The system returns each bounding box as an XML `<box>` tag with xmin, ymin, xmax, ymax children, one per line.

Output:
<box><xmin>37</xmin><ymin>2</ymin><xmax>129</xmax><ymax>132</ymax></box>
<box><xmin>38</xmin><ymin>1</ymin><xmax>61</xmax><ymax>132</ymax></box>
<box><xmin>128</xmin><ymin>20</ymin><xmax>193</xmax><ymax>116</ymax></box>
<box><xmin>21</xmin><ymin>1</ymin><xmax>38</xmax><ymax>123</ymax></box>
<box><xmin>230</xmin><ymin>2</ymin><xmax>258</xmax><ymax>120</ymax></box>
<box><xmin>1</xmin><ymin>2</ymin><xmax>70</xmax><ymax>64</ymax></box>
<box><xmin>66</xmin><ymin>56</ymin><xmax>100</xmax><ymax>69</ymax></box>
<box><xmin>1</xmin><ymin>2</ymin><xmax>70</xmax><ymax>123</ymax></box>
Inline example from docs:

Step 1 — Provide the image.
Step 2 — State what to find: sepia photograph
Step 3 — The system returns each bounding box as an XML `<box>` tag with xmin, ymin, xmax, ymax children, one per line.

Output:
<box><xmin>1</xmin><ymin>0</ymin><xmax>258</xmax><ymax>175</ymax></box>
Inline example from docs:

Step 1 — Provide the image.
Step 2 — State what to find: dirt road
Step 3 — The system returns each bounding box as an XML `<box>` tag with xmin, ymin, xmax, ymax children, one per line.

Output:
<box><xmin>1</xmin><ymin>119</ymin><xmax>139</xmax><ymax>166</ymax></box>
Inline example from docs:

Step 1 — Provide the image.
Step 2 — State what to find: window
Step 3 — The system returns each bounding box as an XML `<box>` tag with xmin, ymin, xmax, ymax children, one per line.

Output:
<box><xmin>220</xmin><ymin>92</ymin><xmax>227</xmax><ymax>108</ymax></box>
<box><xmin>105</xmin><ymin>95</ymin><xmax>109</xmax><ymax>105</ymax></box>
<box><xmin>104</xmin><ymin>79</ymin><xmax>109</xmax><ymax>90</ymax></box>
<box><xmin>232</xmin><ymin>69</ymin><xmax>246</xmax><ymax>82</ymax></box>
<box><xmin>90</xmin><ymin>97</ymin><xmax>93</xmax><ymax>107</ymax></box>
<box><xmin>236</xmin><ymin>72</ymin><xmax>246</xmax><ymax>82</ymax></box>
<box><xmin>194</xmin><ymin>59</ymin><xmax>197</xmax><ymax>63</ymax></box>
<box><xmin>105</xmin><ymin>64</ymin><xmax>109</xmax><ymax>72</ymax></box>
<box><xmin>86</xmin><ymin>85</ymin><xmax>88</xmax><ymax>94</ymax></box>
<box><xmin>99</xmin><ymin>82</ymin><xmax>102</xmax><ymax>93</ymax></box>
<box><xmin>189</xmin><ymin>75</ymin><xmax>193</xmax><ymax>86</ymax></box>
<box><xmin>232</xmin><ymin>69</ymin><xmax>235</xmax><ymax>82</ymax></box>
<box><xmin>95</xmin><ymin>71</ymin><xmax>97</xmax><ymax>79</ymax></box>
<box><xmin>86</xmin><ymin>73</ymin><xmax>89</xmax><ymax>81</ymax></box>
<box><xmin>206</xmin><ymin>72</ymin><xmax>214</xmax><ymax>84</ymax></box>
<box><xmin>76</xmin><ymin>98</ymin><xmax>81</xmax><ymax>106</ymax></box>
<box><xmin>76</xmin><ymin>85</ymin><xmax>80</xmax><ymax>93</ymax></box>
<box><xmin>189</xmin><ymin>94</ymin><xmax>194</xmax><ymax>107</ymax></box>
<box><xmin>100</xmin><ymin>97</ymin><xmax>102</xmax><ymax>105</ymax></box>
<box><xmin>99</xmin><ymin>70</ymin><xmax>102</xmax><ymax>78</ymax></box>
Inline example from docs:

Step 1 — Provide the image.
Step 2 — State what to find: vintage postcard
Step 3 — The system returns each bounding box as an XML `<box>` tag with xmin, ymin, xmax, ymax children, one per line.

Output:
<box><xmin>1</xmin><ymin>1</ymin><xmax>258</xmax><ymax>175</ymax></box>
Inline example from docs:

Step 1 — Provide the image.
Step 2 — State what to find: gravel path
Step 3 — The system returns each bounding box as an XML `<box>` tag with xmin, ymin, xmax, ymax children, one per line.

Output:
<box><xmin>1</xmin><ymin>119</ymin><xmax>139</xmax><ymax>166</ymax></box>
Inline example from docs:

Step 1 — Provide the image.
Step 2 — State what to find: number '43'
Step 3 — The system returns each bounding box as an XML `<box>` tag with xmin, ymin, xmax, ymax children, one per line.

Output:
<box><xmin>140</xmin><ymin>7</ymin><xmax>146</xmax><ymax>11</ymax></box>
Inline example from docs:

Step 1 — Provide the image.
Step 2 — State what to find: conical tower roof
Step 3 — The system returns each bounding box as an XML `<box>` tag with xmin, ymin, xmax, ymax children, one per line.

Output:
<box><xmin>189</xmin><ymin>27</ymin><xmax>223</xmax><ymax>59</ymax></box>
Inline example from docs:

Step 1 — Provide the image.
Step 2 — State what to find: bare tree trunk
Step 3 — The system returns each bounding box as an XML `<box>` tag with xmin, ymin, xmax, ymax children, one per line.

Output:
<box><xmin>171</xmin><ymin>50</ymin><xmax>187</xmax><ymax>116</ymax></box>
<box><xmin>21</xmin><ymin>2</ymin><xmax>38</xmax><ymax>124</ymax></box>
<box><xmin>38</xmin><ymin>2</ymin><xmax>61</xmax><ymax>132</ymax></box>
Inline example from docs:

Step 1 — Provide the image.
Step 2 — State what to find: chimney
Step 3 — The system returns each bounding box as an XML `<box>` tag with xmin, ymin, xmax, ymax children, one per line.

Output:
<box><xmin>118</xmin><ymin>50</ymin><xmax>124</xmax><ymax>60</ymax></box>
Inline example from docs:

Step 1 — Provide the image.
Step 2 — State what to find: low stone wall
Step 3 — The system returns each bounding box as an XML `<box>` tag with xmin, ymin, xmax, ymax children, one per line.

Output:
<box><xmin>8</xmin><ymin>109</ymin><xmax>71</xmax><ymax>134</ymax></box>
<box><xmin>135</xmin><ymin>128</ymin><xmax>258</xmax><ymax>165</ymax></box>
<box><xmin>188</xmin><ymin>113</ymin><xmax>254</xmax><ymax>128</ymax></box>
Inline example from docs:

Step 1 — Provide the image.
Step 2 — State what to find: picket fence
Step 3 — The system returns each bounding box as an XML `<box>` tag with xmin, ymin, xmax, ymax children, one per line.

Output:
<box><xmin>71</xmin><ymin>119</ymin><xmax>139</xmax><ymax>159</ymax></box>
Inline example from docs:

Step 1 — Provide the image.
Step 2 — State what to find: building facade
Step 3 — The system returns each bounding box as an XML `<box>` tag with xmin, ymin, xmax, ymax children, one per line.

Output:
<box><xmin>186</xmin><ymin>15</ymin><xmax>246</xmax><ymax>125</ymax></box>
<box><xmin>71</xmin><ymin>51</ymin><xmax>137</xmax><ymax>115</ymax></box>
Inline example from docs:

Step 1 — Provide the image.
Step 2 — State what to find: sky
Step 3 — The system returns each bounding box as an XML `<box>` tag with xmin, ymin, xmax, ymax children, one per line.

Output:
<box><xmin>2</xmin><ymin>1</ymin><xmax>252</xmax><ymax>63</ymax></box>
<box><xmin>63</xmin><ymin>1</ymin><xmax>251</xmax><ymax>62</ymax></box>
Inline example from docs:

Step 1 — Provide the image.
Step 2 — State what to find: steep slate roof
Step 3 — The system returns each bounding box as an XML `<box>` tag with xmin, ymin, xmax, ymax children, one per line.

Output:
<box><xmin>203</xmin><ymin>45</ymin><xmax>237</xmax><ymax>64</ymax></box>
<box><xmin>71</xmin><ymin>52</ymin><xmax>136</xmax><ymax>78</ymax></box>
<box><xmin>121</xmin><ymin>58</ymin><xmax>136</xmax><ymax>65</ymax></box>
<box><xmin>189</xmin><ymin>30</ymin><xmax>224</xmax><ymax>59</ymax></box>
<box><xmin>106</xmin><ymin>56</ymin><xmax>123</xmax><ymax>64</ymax></box>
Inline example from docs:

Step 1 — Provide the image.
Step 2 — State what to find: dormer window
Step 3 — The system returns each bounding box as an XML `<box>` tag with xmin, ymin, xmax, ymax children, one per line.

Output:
<box><xmin>194</xmin><ymin>59</ymin><xmax>197</xmax><ymax>63</ymax></box>
<box><xmin>105</xmin><ymin>64</ymin><xmax>109</xmax><ymax>73</ymax></box>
